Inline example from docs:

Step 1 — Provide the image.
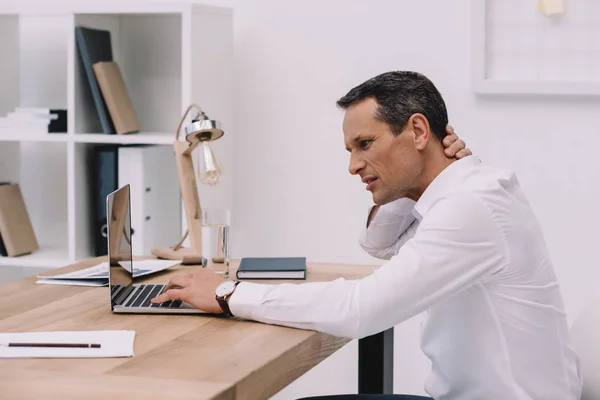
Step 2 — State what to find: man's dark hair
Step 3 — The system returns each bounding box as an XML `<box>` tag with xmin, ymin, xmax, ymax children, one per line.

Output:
<box><xmin>336</xmin><ymin>71</ymin><xmax>448</xmax><ymax>142</ymax></box>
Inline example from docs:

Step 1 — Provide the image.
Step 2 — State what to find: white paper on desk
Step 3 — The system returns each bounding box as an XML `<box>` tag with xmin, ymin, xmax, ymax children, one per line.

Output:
<box><xmin>36</xmin><ymin>259</ymin><xmax>181</xmax><ymax>281</ymax></box>
<box><xmin>0</xmin><ymin>330</ymin><xmax>135</xmax><ymax>358</ymax></box>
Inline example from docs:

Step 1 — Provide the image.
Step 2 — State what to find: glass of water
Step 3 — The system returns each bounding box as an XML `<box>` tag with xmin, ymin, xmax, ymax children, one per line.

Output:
<box><xmin>201</xmin><ymin>208</ymin><xmax>230</xmax><ymax>279</ymax></box>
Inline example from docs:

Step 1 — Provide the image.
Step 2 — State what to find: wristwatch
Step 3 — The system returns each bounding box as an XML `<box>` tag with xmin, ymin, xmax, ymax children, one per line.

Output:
<box><xmin>215</xmin><ymin>280</ymin><xmax>240</xmax><ymax>316</ymax></box>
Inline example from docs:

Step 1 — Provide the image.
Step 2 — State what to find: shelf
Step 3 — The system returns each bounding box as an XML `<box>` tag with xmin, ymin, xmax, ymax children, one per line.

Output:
<box><xmin>0</xmin><ymin>132</ymin><xmax>176</xmax><ymax>144</ymax></box>
<box><xmin>474</xmin><ymin>80</ymin><xmax>600</xmax><ymax>97</ymax></box>
<box><xmin>0</xmin><ymin>3</ymin><xmax>206</xmax><ymax>15</ymax></box>
<box><xmin>73</xmin><ymin>132</ymin><xmax>175</xmax><ymax>145</ymax></box>
<box><xmin>0</xmin><ymin>132</ymin><xmax>69</xmax><ymax>142</ymax></box>
<box><xmin>0</xmin><ymin>247</ymin><xmax>71</xmax><ymax>269</ymax></box>
<box><xmin>0</xmin><ymin>4</ymin><xmax>233</xmax><ymax>280</ymax></box>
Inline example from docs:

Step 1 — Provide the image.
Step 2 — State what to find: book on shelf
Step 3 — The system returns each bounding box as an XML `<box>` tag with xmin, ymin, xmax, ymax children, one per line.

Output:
<box><xmin>0</xmin><ymin>183</ymin><xmax>39</xmax><ymax>257</ymax></box>
<box><xmin>92</xmin><ymin>145</ymin><xmax>119</xmax><ymax>257</ymax></box>
<box><xmin>236</xmin><ymin>257</ymin><xmax>307</xmax><ymax>280</ymax></box>
<box><xmin>75</xmin><ymin>25</ymin><xmax>116</xmax><ymax>135</ymax></box>
<box><xmin>93</xmin><ymin>61</ymin><xmax>140</xmax><ymax>135</ymax></box>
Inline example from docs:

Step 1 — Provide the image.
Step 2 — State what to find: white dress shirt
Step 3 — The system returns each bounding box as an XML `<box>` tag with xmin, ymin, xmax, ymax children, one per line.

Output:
<box><xmin>229</xmin><ymin>156</ymin><xmax>582</xmax><ymax>400</ymax></box>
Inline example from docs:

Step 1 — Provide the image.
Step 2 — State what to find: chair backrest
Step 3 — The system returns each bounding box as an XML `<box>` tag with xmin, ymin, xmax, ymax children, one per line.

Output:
<box><xmin>570</xmin><ymin>289</ymin><xmax>600</xmax><ymax>400</ymax></box>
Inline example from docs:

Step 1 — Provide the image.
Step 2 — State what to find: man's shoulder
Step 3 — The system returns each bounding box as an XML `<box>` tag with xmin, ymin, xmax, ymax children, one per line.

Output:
<box><xmin>415</xmin><ymin>191</ymin><xmax>505</xmax><ymax>247</ymax></box>
<box><xmin>428</xmin><ymin>190</ymin><xmax>489</xmax><ymax>218</ymax></box>
<box><xmin>427</xmin><ymin>164</ymin><xmax>524</xmax><ymax>215</ymax></box>
<box><xmin>463</xmin><ymin>162</ymin><xmax>524</xmax><ymax>203</ymax></box>
<box><xmin>445</xmin><ymin>164</ymin><xmax>530</xmax><ymax>225</ymax></box>
<box><xmin>458</xmin><ymin>158</ymin><xmax>517</xmax><ymax>183</ymax></box>
<box><xmin>415</xmin><ymin>158</ymin><xmax>525</xmax><ymax>223</ymax></box>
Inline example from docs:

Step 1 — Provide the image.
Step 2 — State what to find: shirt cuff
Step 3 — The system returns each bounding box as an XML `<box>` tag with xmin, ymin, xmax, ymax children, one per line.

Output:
<box><xmin>360</xmin><ymin>200</ymin><xmax>416</xmax><ymax>250</ymax></box>
<box><xmin>228</xmin><ymin>282</ymin><xmax>270</xmax><ymax>320</ymax></box>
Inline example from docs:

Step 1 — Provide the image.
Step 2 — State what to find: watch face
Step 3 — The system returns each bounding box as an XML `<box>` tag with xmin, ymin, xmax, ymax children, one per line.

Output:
<box><xmin>216</xmin><ymin>280</ymin><xmax>237</xmax><ymax>297</ymax></box>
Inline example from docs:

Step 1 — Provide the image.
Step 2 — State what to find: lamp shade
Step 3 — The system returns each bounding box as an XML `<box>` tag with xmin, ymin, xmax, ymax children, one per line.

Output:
<box><xmin>184</xmin><ymin>118</ymin><xmax>224</xmax><ymax>144</ymax></box>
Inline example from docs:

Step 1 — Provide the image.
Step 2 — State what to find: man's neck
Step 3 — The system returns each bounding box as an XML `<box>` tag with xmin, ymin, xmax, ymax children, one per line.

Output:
<box><xmin>407</xmin><ymin>152</ymin><xmax>456</xmax><ymax>202</ymax></box>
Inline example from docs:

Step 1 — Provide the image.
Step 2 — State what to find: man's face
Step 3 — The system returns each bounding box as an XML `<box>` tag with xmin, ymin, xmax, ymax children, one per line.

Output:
<box><xmin>343</xmin><ymin>98</ymin><xmax>422</xmax><ymax>205</ymax></box>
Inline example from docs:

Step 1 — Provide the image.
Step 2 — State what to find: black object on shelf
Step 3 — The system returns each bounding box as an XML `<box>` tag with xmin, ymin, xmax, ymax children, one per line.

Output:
<box><xmin>48</xmin><ymin>109</ymin><xmax>68</xmax><ymax>133</ymax></box>
<box><xmin>92</xmin><ymin>145</ymin><xmax>119</xmax><ymax>256</ymax></box>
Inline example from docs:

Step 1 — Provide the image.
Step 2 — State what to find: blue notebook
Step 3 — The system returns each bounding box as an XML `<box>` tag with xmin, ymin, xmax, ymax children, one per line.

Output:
<box><xmin>236</xmin><ymin>257</ymin><xmax>307</xmax><ymax>280</ymax></box>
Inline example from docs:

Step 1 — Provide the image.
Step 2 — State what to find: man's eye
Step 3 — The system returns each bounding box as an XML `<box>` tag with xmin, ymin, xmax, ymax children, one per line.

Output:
<box><xmin>360</xmin><ymin>140</ymin><xmax>373</xmax><ymax>150</ymax></box>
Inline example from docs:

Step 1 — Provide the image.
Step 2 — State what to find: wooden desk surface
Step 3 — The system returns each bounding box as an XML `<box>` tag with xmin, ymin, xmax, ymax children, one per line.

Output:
<box><xmin>0</xmin><ymin>257</ymin><xmax>378</xmax><ymax>400</ymax></box>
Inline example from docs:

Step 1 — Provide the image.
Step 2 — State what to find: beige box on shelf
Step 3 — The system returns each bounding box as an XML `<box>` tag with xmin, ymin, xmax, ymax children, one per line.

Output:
<box><xmin>0</xmin><ymin>183</ymin><xmax>39</xmax><ymax>257</ymax></box>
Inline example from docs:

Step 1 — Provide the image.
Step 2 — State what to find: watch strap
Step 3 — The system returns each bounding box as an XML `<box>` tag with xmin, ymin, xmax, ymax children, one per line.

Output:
<box><xmin>216</xmin><ymin>281</ymin><xmax>239</xmax><ymax>316</ymax></box>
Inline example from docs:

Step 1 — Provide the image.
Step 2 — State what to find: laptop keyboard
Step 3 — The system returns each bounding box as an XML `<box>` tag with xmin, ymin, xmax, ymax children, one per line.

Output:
<box><xmin>113</xmin><ymin>284</ymin><xmax>183</xmax><ymax>309</ymax></box>
<box><xmin>111</xmin><ymin>284</ymin><xmax>127</xmax><ymax>303</ymax></box>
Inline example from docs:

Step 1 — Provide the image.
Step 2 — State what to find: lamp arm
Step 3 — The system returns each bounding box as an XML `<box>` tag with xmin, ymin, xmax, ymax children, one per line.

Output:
<box><xmin>175</xmin><ymin>103</ymin><xmax>205</xmax><ymax>140</ymax></box>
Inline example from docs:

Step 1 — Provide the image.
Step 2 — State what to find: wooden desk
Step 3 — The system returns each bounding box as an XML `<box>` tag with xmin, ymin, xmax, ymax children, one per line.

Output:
<box><xmin>0</xmin><ymin>258</ymin><xmax>393</xmax><ymax>399</ymax></box>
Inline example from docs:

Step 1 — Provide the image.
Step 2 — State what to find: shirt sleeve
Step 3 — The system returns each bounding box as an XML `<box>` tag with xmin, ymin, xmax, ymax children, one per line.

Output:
<box><xmin>358</xmin><ymin>198</ymin><xmax>419</xmax><ymax>260</ymax></box>
<box><xmin>229</xmin><ymin>194</ymin><xmax>508</xmax><ymax>339</ymax></box>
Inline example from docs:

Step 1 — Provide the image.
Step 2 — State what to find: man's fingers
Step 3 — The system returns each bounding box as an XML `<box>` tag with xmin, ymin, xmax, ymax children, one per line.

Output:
<box><xmin>443</xmin><ymin>133</ymin><xmax>458</xmax><ymax>147</ymax></box>
<box><xmin>446</xmin><ymin>124</ymin><xmax>455</xmax><ymax>135</ymax></box>
<box><xmin>455</xmin><ymin>148</ymin><xmax>472</xmax><ymax>159</ymax></box>
<box><xmin>448</xmin><ymin>138</ymin><xmax>465</xmax><ymax>154</ymax></box>
<box><xmin>151</xmin><ymin>288</ymin><xmax>185</xmax><ymax>304</ymax></box>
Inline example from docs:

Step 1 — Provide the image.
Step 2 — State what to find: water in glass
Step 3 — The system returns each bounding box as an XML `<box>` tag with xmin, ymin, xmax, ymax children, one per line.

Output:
<box><xmin>201</xmin><ymin>209</ymin><xmax>230</xmax><ymax>278</ymax></box>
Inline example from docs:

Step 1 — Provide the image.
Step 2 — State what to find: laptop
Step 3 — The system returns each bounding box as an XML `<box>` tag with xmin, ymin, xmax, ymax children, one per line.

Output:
<box><xmin>106</xmin><ymin>184</ymin><xmax>206</xmax><ymax>314</ymax></box>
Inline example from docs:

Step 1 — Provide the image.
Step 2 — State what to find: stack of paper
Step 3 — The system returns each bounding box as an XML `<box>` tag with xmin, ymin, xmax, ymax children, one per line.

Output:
<box><xmin>36</xmin><ymin>259</ymin><xmax>181</xmax><ymax>287</ymax></box>
<box><xmin>0</xmin><ymin>330</ymin><xmax>135</xmax><ymax>358</ymax></box>
<box><xmin>0</xmin><ymin>107</ymin><xmax>56</xmax><ymax>134</ymax></box>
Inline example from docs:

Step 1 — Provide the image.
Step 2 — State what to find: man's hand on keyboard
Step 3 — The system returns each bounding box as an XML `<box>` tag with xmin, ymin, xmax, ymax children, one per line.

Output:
<box><xmin>150</xmin><ymin>269</ymin><xmax>224</xmax><ymax>314</ymax></box>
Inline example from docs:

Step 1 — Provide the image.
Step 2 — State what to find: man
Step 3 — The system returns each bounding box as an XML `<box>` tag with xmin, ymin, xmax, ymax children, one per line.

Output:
<box><xmin>152</xmin><ymin>71</ymin><xmax>582</xmax><ymax>399</ymax></box>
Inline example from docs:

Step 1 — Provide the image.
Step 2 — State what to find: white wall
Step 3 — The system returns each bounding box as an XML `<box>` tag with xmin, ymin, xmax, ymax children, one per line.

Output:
<box><xmin>10</xmin><ymin>0</ymin><xmax>600</xmax><ymax>398</ymax></box>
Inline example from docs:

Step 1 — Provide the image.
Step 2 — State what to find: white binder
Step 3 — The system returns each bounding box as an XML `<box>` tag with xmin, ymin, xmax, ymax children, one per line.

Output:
<box><xmin>117</xmin><ymin>145</ymin><xmax>180</xmax><ymax>256</ymax></box>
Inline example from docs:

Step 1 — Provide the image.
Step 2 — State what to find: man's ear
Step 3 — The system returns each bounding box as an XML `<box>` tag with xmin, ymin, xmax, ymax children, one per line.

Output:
<box><xmin>408</xmin><ymin>113</ymin><xmax>431</xmax><ymax>151</ymax></box>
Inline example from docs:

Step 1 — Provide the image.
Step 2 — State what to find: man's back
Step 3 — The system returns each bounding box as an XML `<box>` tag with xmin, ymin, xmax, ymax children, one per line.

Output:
<box><xmin>417</xmin><ymin>158</ymin><xmax>581</xmax><ymax>399</ymax></box>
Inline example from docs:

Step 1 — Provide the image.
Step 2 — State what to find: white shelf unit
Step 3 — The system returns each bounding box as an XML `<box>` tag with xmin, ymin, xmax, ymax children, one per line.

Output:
<box><xmin>0</xmin><ymin>3</ymin><xmax>234</xmax><ymax>271</ymax></box>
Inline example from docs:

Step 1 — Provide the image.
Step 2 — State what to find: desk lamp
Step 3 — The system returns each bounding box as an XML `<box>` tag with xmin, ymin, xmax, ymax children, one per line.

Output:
<box><xmin>151</xmin><ymin>103</ymin><xmax>223</xmax><ymax>264</ymax></box>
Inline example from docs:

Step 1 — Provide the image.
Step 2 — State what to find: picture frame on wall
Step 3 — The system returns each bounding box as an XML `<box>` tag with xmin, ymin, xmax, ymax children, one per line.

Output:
<box><xmin>471</xmin><ymin>0</ymin><xmax>600</xmax><ymax>96</ymax></box>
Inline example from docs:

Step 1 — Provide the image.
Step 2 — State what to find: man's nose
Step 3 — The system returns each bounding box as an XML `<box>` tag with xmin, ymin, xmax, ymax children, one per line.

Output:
<box><xmin>348</xmin><ymin>153</ymin><xmax>365</xmax><ymax>175</ymax></box>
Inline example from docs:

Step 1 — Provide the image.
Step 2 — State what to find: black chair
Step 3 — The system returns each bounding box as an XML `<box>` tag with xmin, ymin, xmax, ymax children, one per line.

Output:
<box><xmin>298</xmin><ymin>395</ymin><xmax>432</xmax><ymax>400</ymax></box>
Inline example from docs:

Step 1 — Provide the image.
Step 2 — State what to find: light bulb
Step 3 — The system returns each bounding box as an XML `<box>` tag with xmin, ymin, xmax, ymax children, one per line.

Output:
<box><xmin>197</xmin><ymin>141</ymin><xmax>222</xmax><ymax>186</ymax></box>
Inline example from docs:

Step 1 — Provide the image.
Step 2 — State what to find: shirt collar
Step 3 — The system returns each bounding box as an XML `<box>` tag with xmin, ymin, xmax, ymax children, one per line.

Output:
<box><xmin>412</xmin><ymin>155</ymin><xmax>482</xmax><ymax>221</ymax></box>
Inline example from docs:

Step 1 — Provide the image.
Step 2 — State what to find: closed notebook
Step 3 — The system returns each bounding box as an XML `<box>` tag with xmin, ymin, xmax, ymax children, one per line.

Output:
<box><xmin>236</xmin><ymin>257</ymin><xmax>307</xmax><ymax>280</ymax></box>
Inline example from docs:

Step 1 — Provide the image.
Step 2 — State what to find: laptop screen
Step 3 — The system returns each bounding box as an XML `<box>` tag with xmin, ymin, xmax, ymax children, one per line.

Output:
<box><xmin>106</xmin><ymin>184</ymin><xmax>134</xmax><ymax>307</ymax></box>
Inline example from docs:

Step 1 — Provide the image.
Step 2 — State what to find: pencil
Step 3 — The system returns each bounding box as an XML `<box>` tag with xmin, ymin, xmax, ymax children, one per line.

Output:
<box><xmin>5</xmin><ymin>343</ymin><xmax>101</xmax><ymax>348</ymax></box>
